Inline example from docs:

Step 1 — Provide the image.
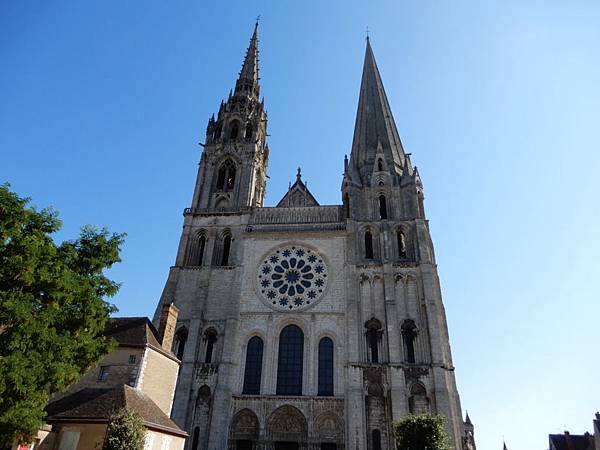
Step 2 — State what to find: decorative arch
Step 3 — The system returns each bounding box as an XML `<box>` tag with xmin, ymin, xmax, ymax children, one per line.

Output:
<box><xmin>267</xmin><ymin>405</ymin><xmax>308</xmax><ymax>443</ymax></box>
<box><xmin>230</xmin><ymin>408</ymin><xmax>259</xmax><ymax>448</ymax></box>
<box><xmin>228</xmin><ymin>120</ymin><xmax>240</xmax><ymax>141</ymax></box>
<box><xmin>401</xmin><ymin>319</ymin><xmax>418</xmax><ymax>364</ymax></box>
<box><xmin>173</xmin><ymin>326</ymin><xmax>188</xmax><ymax>360</ymax></box>
<box><xmin>213</xmin><ymin>229</ymin><xmax>233</xmax><ymax>266</ymax></box>
<box><xmin>203</xmin><ymin>328</ymin><xmax>218</xmax><ymax>364</ymax></box>
<box><xmin>216</xmin><ymin>158</ymin><xmax>237</xmax><ymax>192</ymax></box>
<box><xmin>409</xmin><ymin>382</ymin><xmax>430</xmax><ymax>414</ymax></box>
<box><xmin>315</xmin><ymin>412</ymin><xmax>343</xmax><ymax>444</ymax></box>
<box><xmin>364</xmin><ymin>318</ymin><xmax>383</xmax><ymax>364</ymax></box>
<box><xmin>187</xmin><ymin>230</ymin><xmax>207</xmax><ymax>266</ymax></box>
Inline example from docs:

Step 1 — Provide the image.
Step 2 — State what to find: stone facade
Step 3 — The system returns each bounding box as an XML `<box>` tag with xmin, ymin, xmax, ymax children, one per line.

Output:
<box><xmin>153</xmin><ymin>23</ymin><xmax>474</xmax><ymax>450</ymax></box>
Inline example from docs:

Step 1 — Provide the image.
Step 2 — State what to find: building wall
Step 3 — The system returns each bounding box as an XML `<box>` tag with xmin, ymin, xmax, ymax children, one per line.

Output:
<box><xmin>137</xmin><ymin>346</ymin><xmax>180</xmax><ymax>416</ymax></box>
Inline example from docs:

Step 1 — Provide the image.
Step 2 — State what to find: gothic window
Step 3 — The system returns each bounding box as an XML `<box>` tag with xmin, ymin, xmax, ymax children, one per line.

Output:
<box><xmin>372</xmin><ymin>429</ymin><xmax>382</xmax><ymax>450</ymax></box>
<box><xmin>378</xmin><ymin>195</ymin><xmax>387</xmax><ymax>220</ymax></box>
<box><xmin>216</xmin><ymin>159</ymin><xmax>236</xmax><ymax>191</ymax></box>
<box><xmin>401</xmin><ymin>320</ymin><xmax>417</xmax><ymax>364</ymax></box>
<box><xmin>397</xmin><ymin>229</ymin><xmax>407</xmax><ymax>259</ymax></box>
<box><xmin>214</xmin><ymin>124</ymin><xmax>222</xmax><ymax>141</ymax></box>
<box><xmin>245</xmin><ymin>122</ymin><xmax>253</xmax><ymax>140</ymax></box>
<box><xmin>367</xmin><ymin>328</ymin><xmax>379</xmax><ymax>363</ymax></box>
<box><xmin>204</xmin><ymin>329</ymin><xmax>217</xmax><ymax>363</ymax></box>
<box><xmin>318</xmin><ymin>337</ymin><xmax>334</xmax><ymax>396</ymax></box>
<box><xmin>191</xmin><ymin>427</ymin><xmax>200</xmax><ymax>450</ymax></box>
<box><xmin>188</xmin><ymin>233</ymin><xmax>206</xmax><ymax>266</ymax></box>
<box><xmin>221</xmin><ymin>234</ymin><xmax>231</xmax><ymax>266</ymax></box>
<box><xmin>242</xmin><ymin>336</ymin><xmax>263</xmax><ymax>395</ymax></box>
<box><xmin>409</xmin><ymin>383</ymin><xmax>430</xmax><ymax>414</ymax></box>
<box><xmin>229</xmin><ymin>121</ymin><xmax>240</xmax><ymax>140</ymax></box>
<box><xmin>343</xmin><ymin>193</ymin><xmax>350</xmax><ymax>218</ymax></box>
<box><xmin>174</xmin><ymin>328</ymin><xmax>188</xmax><ymax>360</ymax></box>
<box><xmin>365</xmin><ymin>230</ymin><xmax>374</xmax><ymax>260</ymax></box>
<box><xmin>377</xmin><ymin>159</ymin><xmax>383</xmax><ymax>171</ymax></box>
<box><xmin>276</xmin><ymin>325</ymin><xmax>304</xmax><ymax>395</ymax></box>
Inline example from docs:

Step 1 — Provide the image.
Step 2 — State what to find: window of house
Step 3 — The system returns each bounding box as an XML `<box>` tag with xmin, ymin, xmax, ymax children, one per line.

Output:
<box><xmin>242</xmin><ymin>336</ymin><xmax>264</xmax><ymax>395</ymax></box>
<box><xmin>276</xmin><ymin>325</ymin><xmax>304</xmax><ymax>395</ymax></box>
<box><xmin>318</xmin><ymin>337</ymin><xmax>334</xmax><ymax>396</ymax></box>
<box><xmin>98</xmin><ymin>366</ymin><xmax>109</xmax><ymax>382</ymax></box>
<box><xmin>58</xmin><ymin>430</ymin><xmax>80</xmax><ymax>450</ymax></box>
<box><xmin>128</xmin><ymin>354</ymin><xmax>137</xmax><ymax>364</ymax></box>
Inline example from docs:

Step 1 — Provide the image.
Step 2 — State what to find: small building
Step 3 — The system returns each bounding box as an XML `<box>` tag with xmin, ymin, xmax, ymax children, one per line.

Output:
<box><xmin>28</xmin><ymin>303</ymin><xmax>187</xmax><ymax>450</ymax></box>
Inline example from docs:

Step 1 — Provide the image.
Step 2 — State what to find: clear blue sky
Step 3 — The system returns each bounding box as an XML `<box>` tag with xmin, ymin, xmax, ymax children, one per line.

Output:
<box><xmin>1</xmin><ymin>1</ymin><xmax>598</xmax><ymax>449</ymax></box>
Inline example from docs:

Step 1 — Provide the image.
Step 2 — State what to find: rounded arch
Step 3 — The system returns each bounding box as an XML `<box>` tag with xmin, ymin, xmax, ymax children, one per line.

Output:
<box><xmin>202</xmin><ymin>327</ymin><xmax>218</xmax><ymax>364</ymax></box>
<box><xmin>314</xmin><ymin>412</ymin><xmax>344</xmax><ymax>443</ymax></box>
<box><xmin>276</xmin><ymin>325</ymin><xmax>305</xmax><ymax>396</ymax></box>
<box><xmin>187</xmin><ymin>229</ymin><xmax>208</xmax><ymax>266</ymax></box>
<box><xmin>173</xmin><ymin>326</ymin><xmax>188</xmax><ymax>360</ymax></box>
<box><xmin>267</xmin><ymin>405</ymin><xmax>308</xmax><ymax>443</ymax></box>
<box><xmin>409</xmin><ymin>382</ymin><xmax>430</xmax><ymax>414</ymax></box>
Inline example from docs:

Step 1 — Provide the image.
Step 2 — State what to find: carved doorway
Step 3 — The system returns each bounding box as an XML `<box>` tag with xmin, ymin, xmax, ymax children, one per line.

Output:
<box><xmin>229</xmin><ymin>409</ymin><xmax>259</xmax><ymax>449</ymax></box>
<box><xmin>267</xmin><ymin>405</ymin><xmax>307</xmax><ymax>449</ymax></box>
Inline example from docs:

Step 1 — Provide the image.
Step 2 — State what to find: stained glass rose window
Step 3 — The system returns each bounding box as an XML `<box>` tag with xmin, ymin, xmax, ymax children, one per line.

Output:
<box><xmin>257</xmin><ymin>245</ymin><xmax>328</xmax><ymax>311</ymax></box>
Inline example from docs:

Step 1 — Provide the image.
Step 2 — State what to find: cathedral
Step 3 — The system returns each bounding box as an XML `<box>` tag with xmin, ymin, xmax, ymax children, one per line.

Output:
<box><xmin>153</xmin><ymin>22</ymin><xmax>475</xmax><ymax>450</ymax></box>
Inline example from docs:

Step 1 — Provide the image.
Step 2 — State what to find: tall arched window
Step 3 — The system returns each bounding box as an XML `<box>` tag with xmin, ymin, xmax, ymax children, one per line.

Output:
<box><xmin>245</xmin><ymin>122</ymin><xmax>253</xmax><ymax>140</ymax></box>
<box><xmin>365</xmin><ymin>231</ymin><xmax>374</xmax><ymax>260</ymax></box>
<box><xmin>276</xmin><ymin>325</ymin><xmax>304</xmax><ymax>395</ymax></box>
<box><xmin>377</xmin><ymin>159</ymin><xmax>384</xmax><ymax>171</ymax></box>
<box><xmin>204</xmin><ymin>330</ymin><xmax>217</xmax><ymax>363</ymax></box>
<box><xmin>343</xmin><ymin>193</ymin><xmax>350</xmax><ymax>218</ymax></box>
<box><xmin>216</xmin><ymin>159</ymin><xmax>236</xmax><ymax>191</ymax></box>
<box><xmin>372</xmin><ymin>429</ymin><xmax>382</xmax><ymax>450</ymax></box>
<box><xmin>378</xmin><ymin>195</ymin><xmax>387</xmax><ymax>220</ymax></box>
<box><xmin>401</xmin><ymin>320</ymin><xmax>417</xmax><ymax>364</ymax></box>
<box><xmin>397</xmin><ymin>230</ymin><xmax>407</xmax><ymax>259</ymax></box>
<box><xmin>318</xmin><ymin>337</ymin><xmax>334</xmax><ymax>396</ymax></box>
<box><xmin>220</xmin><ymin>234</ymin><xmax>231</xmax><ymax>266</ymax></box>
<box><xmin>196</xmin><ymin>235</ymin><xmax>206</xmax><ymax>265</ymax></box>
<box><xmin>367</xmin><ymin>328</ymin><xmax>379</xmax><ymax>363</ymax></box>
<box><xmin>242</xmin><ymin>336</ymin><xmax>263</xmax><ymax>395</ymax></box>
<box><xmin>174</xmin><ymin>328</ymin><xmax>187</xmax><ymax>360</ymax></box>
<box><xmin>229</xmin><ymin>121</ymin><xmax>239</xmax><ymax>140</ymax></box>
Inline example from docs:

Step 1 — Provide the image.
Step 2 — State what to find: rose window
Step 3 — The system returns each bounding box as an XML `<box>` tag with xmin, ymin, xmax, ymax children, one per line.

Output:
<box><xmin>257</xmin><ymin>245</ymin><xmax>329</xmax><ymax>311</ymax></box>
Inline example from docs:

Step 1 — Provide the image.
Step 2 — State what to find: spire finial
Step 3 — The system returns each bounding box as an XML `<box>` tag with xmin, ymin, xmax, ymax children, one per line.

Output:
<box><xmin>365</xmin><ymin>25</ymin><xmax>370</xmax><ymax>40</ymax></box>
<box><xmin>255</xmin><ymin>14</ymin><xmax>261</xmax><ymax>26</ymax></box>
<box><xmin>296</xmin><ymin>166</ymin><xmax>302</xmax><ymax>180</ymax></box>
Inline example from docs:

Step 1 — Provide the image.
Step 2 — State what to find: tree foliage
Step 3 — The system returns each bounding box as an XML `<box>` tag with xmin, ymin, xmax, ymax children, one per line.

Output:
<box><xmin>0</xmin><ymin>184</ymin><xmax>124</xmax><ymax>446</ymax></box>
<box><xmin>393</xmin><ymin>413</ymin><xmax>450</xmax><ymax>450</ymax></box>
<box><xmin>103</xmin><ymin>408</ymin><xmax>146</xmax><ymax>450</ymax></box>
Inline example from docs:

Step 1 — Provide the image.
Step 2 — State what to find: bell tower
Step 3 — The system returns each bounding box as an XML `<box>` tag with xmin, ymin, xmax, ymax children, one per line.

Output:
<box><xmin>190</xmin><ymin>22</ymin><xmax>268</xmax><ymax>212</ymax></box>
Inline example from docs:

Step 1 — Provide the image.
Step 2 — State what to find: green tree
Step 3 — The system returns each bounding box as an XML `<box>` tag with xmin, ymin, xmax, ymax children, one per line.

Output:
<box><xmin>393</xmin><ymin>414</ymin><xmax>450</xmax><ymax>450</ymax></box>
<box><xmin>0</xmin><ymin>184</ymin><xmax>124</xmax><ymax>447</ymax></box>
<box><xmin>103</xmin><ymin>408</ymin><xmax>146</xmax><ymax>450</ymax></box>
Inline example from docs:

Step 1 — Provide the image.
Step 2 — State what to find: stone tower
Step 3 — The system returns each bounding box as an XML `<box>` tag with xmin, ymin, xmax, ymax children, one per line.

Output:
<box><xmin>154</xmin><ymin>25</ymin><xmax>474</xmax><ymax>450</ymax></box>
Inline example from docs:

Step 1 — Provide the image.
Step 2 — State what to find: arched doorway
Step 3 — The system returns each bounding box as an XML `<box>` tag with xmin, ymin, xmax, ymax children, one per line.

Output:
<box><xmin>229</xmin><ymin>409</ymin><xmax>259</xmax><ymax>450</ymax></box>
<box><xmin>267</xmin><ymin>405</ymin><xmax>308</xmax><ymax>450</ymax></box>
<box><xmin>315</xmin><ymin>412</ymin><xmax>344</xmax><ymax>450</ymax></box>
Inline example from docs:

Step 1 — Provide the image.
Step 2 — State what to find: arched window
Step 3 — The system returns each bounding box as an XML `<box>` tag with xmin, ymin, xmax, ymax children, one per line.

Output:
<box><xmin>204</xmin><ymin>329</ymin><xmax>217</xmax><ymax>363</ymax></box>
<box><xmin>367</xmin><ymin>328</ymin><xmax>379</xmax><ymax>363</ymax></box>
<box><xmin>214</xmin><ymin>124</ymin><xmax>222</xmax><ymax>141</ymax></box>
<box><xmin>197</xmin><ymin>235</ymin><xmax>206</xmax><ymax>265</ymax></box>
<box><xmin>191</xmin><ymin>427</ymin><xmax>200</xmax><ymax>450</ymax></box>
<box><xmin>216</xmin><ymin>159</ymin><xmax>236</xmax><ymax>191</ymax></box>
<box><xmin>229</xmin><ymin>121</ymin><xmax>239</xmax><ymax>140</ymax></box>
<box><xmin>401</xmin><ymin>320</ymin><xmax>417</xmax><ymax>364</ymax></box>
<box><xmin>174</xmin><ymin>328</ymin><xmax>187</xmax><ymax>360</ymax></box>
<box><xmin>409</xmin><ymin>383</ymin><xmax>430</xmax><ymax>414</ymax></box>
<box><xmin>245</xmin><ymin>122</ymin><xmax>253</xmax><ymax>140</ymax></box>
<box><xmin>221</xmin><ymin>234</ymin><xmax>231</xmax><ymax>266</ymax></box>
<box><xmin>318</xmin><ymin>337</ymin><xmax>334</xmax><ymax>396</ymax></box>
<box><xmin>276</xmin><ymin>325</ymin><xmax>304</xmax><ymax>395</ymax></box>
<box><xmin>343</xmin><ymin>193</ymin><xmax>350</xmax><ymax>218</ymax></box>
<box><xmin>372</xmin><ymin>429</ymin><xmax>382</xmax><ymax>450</ymax></box>
<box><xmin>397</xmin><ymin>230</ymin><xmax>407</xmax><ymax>259</ymax></box>
<box><xmin>242</xmin><ymin>336</ymin><xmax>263</xmax><ymax>395</ymax></box>
<box><xmin>378</xmin><ymin>195</ymin><xmax>387</xmax><ymax>220</ymax></box>
<box><xmin>364</xmin><ymin>231</ymin><xmax>374</xmax><ymax>260</ymax></box>
<box><xmin>377</xmin><ymin>159</ymin><xmax>384</xmax><ymax>171</ymax></box>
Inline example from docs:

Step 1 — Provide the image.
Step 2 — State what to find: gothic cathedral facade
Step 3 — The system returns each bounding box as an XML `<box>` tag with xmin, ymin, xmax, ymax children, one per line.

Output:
<box><xmin>153</xmin><ymin>23</ymin><xmax>476</xmax><ymax>450</ymax></box>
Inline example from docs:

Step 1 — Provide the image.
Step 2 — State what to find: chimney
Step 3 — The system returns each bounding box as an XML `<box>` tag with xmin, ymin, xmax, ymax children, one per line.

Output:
<box><xmin>157</xmin><ymin>302</ymin><xmax>179</xmax><ymax>352</ymax></box>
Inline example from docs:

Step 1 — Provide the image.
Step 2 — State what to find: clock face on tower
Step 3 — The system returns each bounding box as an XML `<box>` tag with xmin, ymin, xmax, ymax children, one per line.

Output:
<box><xmin>256</xmin><ymin>244</ymin><xmax>329</xmax><ymax>312</ymax></box>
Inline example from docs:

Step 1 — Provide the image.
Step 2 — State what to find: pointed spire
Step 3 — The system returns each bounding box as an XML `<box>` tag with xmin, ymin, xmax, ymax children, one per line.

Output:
<box><xmin>465</xmin><ymin>412</ymin><xmax>472</xmax><ymax>426</ymax></box>
<box><xmin>236</xmin><ymin>21</ymin><xmax>260</xmax><ymax>96</ymax></box>
<box><xmin>349</xmin><ymin>38</ymin><xmax>406</xmax><ymax>184</ymax></box>
<box><xmin>503</xmin><ymin>441</ymin><xmax>508</xmax><ymax>450</ymax></box>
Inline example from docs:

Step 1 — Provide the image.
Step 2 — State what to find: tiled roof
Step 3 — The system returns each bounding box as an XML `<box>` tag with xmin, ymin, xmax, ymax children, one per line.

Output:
<box><xmin>104</xmin><ymin>317</ymin><xmax>162</xmax><ymax>349</ymax></box>
<box><xmin>46</xmin><ymin>385</ymin><xmax>186</xmax><ymax>437</ymax></box>
<box><xmin>549</xmin><ymin>433</ymin><xmax>595</xmax><ymax>450</ymax></box>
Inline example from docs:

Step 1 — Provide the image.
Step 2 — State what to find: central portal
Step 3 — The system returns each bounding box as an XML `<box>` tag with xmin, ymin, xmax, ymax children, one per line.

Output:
<box><xmin>274</xmin><ymin>442</ymin><xmax>299</xmax><ymax>450</ymax></box>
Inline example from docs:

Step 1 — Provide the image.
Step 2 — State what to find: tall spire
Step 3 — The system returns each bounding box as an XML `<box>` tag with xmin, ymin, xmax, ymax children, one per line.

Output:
<box><xmin>235</xmin><ymin>21</ymin><xmax>260</xmax><ymax>96</ymax></box>
<box><xmin>348</xmin><ymin>38</ymin><xmax>406</xmax><ymax>184</ymax></box>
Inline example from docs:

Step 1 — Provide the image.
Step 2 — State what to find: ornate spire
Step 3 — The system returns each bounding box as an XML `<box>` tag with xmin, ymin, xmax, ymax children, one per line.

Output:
<box><xmin>235</xmin><ymin>21</ymin><xmax>260</xmax><ymax>96</ymax></box>
<box><xmin>348</xmin><ymin>38</ymin><xmax>406</xmax><ymax>184</ymax></box>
